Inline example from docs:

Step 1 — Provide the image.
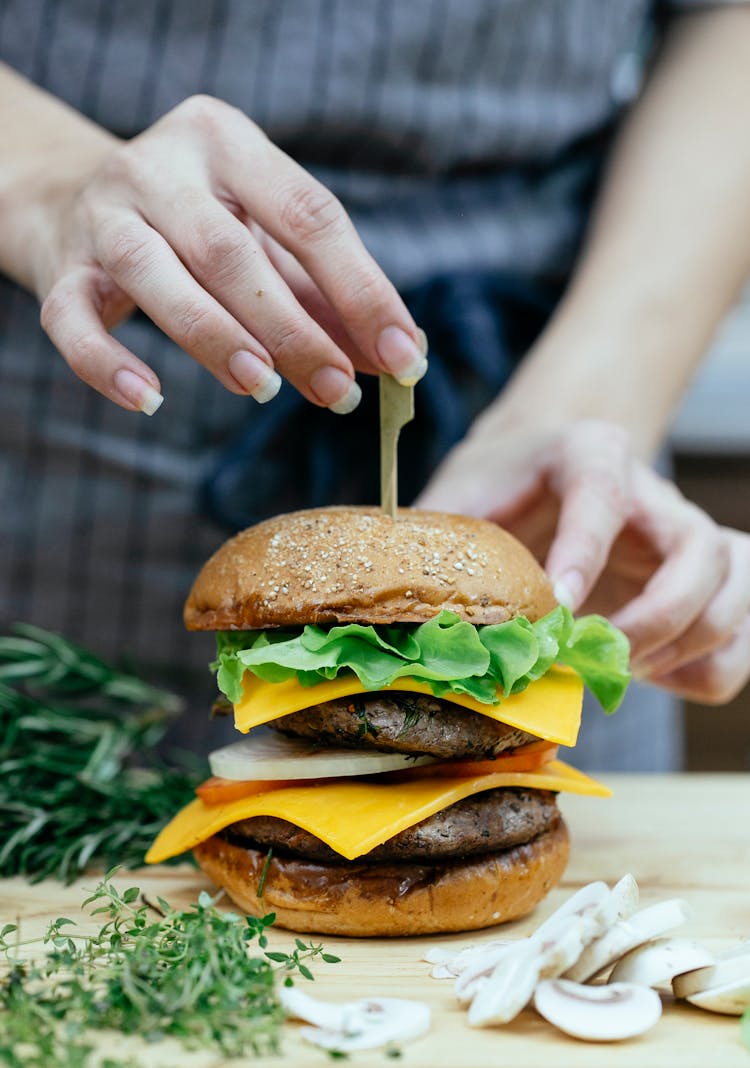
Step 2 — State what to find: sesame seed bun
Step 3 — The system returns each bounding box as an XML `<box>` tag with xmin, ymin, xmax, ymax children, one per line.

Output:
<box><xmin>184</xmin><ymin>506</ymin><xmax>556</xmax><ymax>630</ymax></box>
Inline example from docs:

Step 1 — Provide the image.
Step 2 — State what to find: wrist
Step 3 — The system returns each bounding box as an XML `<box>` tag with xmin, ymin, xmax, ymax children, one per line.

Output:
<box><xmin>41</xmin><ymin>148</ymin><xmax>119</xmax><ymax>297</ymax></box>
<box><xmin>476</xmin><ymin>280</ymin><xmax>700</xmax><ymax>459</ymax></box>
<box><xmin>2</xmin><ymin>135</ymin><xmax>117</xmax><ymax>298</ymax></box>
<box><xmin>0</xmin><ymin>65</ymin><xmax>118</xmax><ymax>296</ymax></box>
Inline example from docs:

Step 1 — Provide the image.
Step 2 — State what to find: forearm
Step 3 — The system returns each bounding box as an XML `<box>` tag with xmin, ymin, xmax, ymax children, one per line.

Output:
<box><xmin>0</xmin><ymin>63</ymin><xmax>116</xmax><ymax>293</ymax></box>
<box><xmin>482</xmin><ymin>7</ymin><xmax>750</xmax><ymax>458</ymax></box>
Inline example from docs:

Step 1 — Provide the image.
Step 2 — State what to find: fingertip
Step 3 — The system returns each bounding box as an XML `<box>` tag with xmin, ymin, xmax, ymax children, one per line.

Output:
<box><xmin>552</xmin><ymin>578</ymin><xmax>575</xmax><ymax>611</ymax></box>
<box><xmin>140</xmin><ymin>385</ymin><xmax>165</xmax><ymax>415</ymax></box>
<box><xmin>309</xmin><ymin>365</ymin><xmax>361</xmax><ymax>413</ymax></box>
<box><xmin>329</xmin><ymin>378</ymin><xmax>361</xmax><ymax>414</ymax></box>
<box><xmin>113</xmin><ymin>367</ymin><xmax>164</xmax><ymax>415</ymax></box>
<box><xmin>376</xmin><ymin>325</ymin><xmax>428</xmax><ymax>385</ymax></box>
<box><xmin>551</xmin><ymin>570</ymin><xmax>585</xmax><ymax>611</ymax></box>
<box><xmin>228</xmin><ymin>350</ymin><xmax>282</xmax><ymax>403</ymax></box>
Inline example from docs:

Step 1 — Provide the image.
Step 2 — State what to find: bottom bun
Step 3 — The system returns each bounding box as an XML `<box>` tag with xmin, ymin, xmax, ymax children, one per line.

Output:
<box><xmin>193</xmin><ymin>818</ymin><xmax>570</xmax><ymax>937</ymax></box>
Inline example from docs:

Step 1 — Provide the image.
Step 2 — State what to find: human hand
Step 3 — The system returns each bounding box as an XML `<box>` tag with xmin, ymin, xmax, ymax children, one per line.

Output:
<box><xmin>417</xmin><ymin>419</ymin><xmax>750</xmax><ymax>704</ymax></box>
<box><xmin>34</xmin><ymin>95</ymin><xmax>427</xmax><ymax>415</ymax></box>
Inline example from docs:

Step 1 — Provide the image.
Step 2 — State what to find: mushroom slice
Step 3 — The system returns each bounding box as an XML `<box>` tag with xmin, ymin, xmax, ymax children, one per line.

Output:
<box><xmin>533</xmin><ymin>876</ymin><xmax>639</xmax><ymax>957</ymax></box>
<box><xmin>681</xmin><ymin>977</ymin><xmax>750</xmax><ymax>1016</ymax></box>
<box><xmin>279</xmin><ymin>987</ymin><xmax>347</xmax><ymax>1030</ymax></box>
<box><xmin>537</xmin><ymin>916</ymin><xmax>591</xmax><ymax>979</ymax></box>
<box><xmin>280</xmin><ymin>987</ymin><xmax>431</xmax><ymax>1051</ymax></box>
<box><xmin>455</xmin><ymin>942</ymin><xmax>521</xmax><ymax>1004</ymax></box>
<box><xmin>565</xmin><ymin>898</ymin><xmax>691</xmax><ymax>983</ymax></box>
<box><xmin>467</xmin><ymin>940</ymin><xmax>542</xmax><ymax>1027</ymax></box>
<box><xmin>610</xmin><ymin>938</ymin><xmax>715</xmax><ymax>988</ymax></box>
<box><xmin>608</xmin><ymin>874</ymin><xmax>640</xmax><ymax>922</ymax></box>
<box><xmin>673</xmin><ymin>949</ymin><xmax>750</xmax><ymax>1014</ymax></box>
<box><xmin>423</xmin><ymin>947</ymin><xmax>455</xmax><ymax>965</ymax></box>
<box><xmin>423</xmin><ymin>945</ymin><xmax>464</xmax><ymax>980</ymax></box>
<box><xmin>534</xmin><ymin>979</ymin><xmax>662</xmax><ymax>1041</ymax></box>
<box><xmin>532</xmin><ymin>882</ymin><xmax>611</xmax><ymax>945</ymax></box>
<box><xmin>426</xmin><ymin>939</ymin><xmax>513</xmax><ymax>981</ymax></box>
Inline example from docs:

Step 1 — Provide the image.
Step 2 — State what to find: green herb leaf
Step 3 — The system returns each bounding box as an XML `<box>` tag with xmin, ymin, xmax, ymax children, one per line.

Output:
<box><xmin>0</xmin><ymin>624</ymin><xmax>206</xmax><ymax>883</ymax></box>
<box><xmin>214</xmin><ymin>606</ymin><xmax>631</xmax><ymax>713</ymax></box>
<box><xmin>257</xmin><ymin>847</ymin><xmax>273</xmax><ymax>898</ymax></box>
<box><xmin>0</xmin><ymin>873</ymin><xmax>340</xmax><ymax>1065</ymax></box>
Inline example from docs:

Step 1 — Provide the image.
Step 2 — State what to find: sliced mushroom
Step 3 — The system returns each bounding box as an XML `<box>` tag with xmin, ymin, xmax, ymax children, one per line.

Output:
<box><xmin>424</xmin><ymin>939</ymin><xmax>513</xmax><ymax>980</ymax></box>
<box><xmin>608</xmin><ymin>874</ymin><xmax>640</xmax><ymax>922</ymax></box>
<box><xmin>680</xmin><ymin>977</ymin><xmax>750</xmax><ymax>1016</ymax></box>
<box><xmin>537</xmin><ymin>915</ymin><xmax>591</xmax><ymax>979</ymax></box>
<box><xmin>423</xmin><ymin>945</ymin><xmax>464</xmax><ymax>980</ymax></box>
<box><xmin>279</xmin><ymin>986</ymin><xmax>344</xmax><ymax>1030</ymax></box>
<box><xmin>280</xmin><ymin>987</ymin><xmax>431</xmax><ymax>1051</ymax></box>
<box><xmin>534</xmin><ymin>878</ymin><xmax>641</xmax><ymax>981</ymax></box>
<box><xmin>534</xmin><ymin>979</ymin><xmax>663</xmax><ymax>1041</ymax></box>
<box><xmin>467</xmin><ymin>940</ymin><xmax>542</xmax><ymax>1027</ymax></box>
<box><xmin>454</xmin><ymin>942</ymin><xmax>520</xmax><ymax>1004</ymax></box>
<box><xmin>423</xmin><ymin>947</ymin><xmax>455</xmax><ymax>965</ymax></box>
<box><xmin>565</xmin><ymin>898</ymin><xmax>691</xmax><ymax>982</ymax></box>
<box><xmin>673</xmin><ymin>948</ymin><xmax>750</xmax><ymax>1014</ymax></box>
<box><xmin>610</xmin><ymin>938</ymin><xmax>715</xmax><ymax>988</ymax></box>
<box><xmin>532</xmin><ymin>881</ymin><xmax>611</xmax><ymax>944</ymax></box>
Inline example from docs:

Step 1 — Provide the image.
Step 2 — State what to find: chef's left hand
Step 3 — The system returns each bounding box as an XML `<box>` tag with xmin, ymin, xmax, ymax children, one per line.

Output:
<box><xmin>417</xmin><ymin>419</ymin><xmax>750</xmax><ymax>705</ymax></box>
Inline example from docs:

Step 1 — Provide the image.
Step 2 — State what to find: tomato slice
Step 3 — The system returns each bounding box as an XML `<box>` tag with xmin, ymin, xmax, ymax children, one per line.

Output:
<box><xmin>195</xmin><ymin>776</ymin><xmax>300</xmax><ymax>805</ymax></box>
<box><xmin>401</xmin><ymin>741</ymin><xmax>558</xmax><ymax>779</ymax></box>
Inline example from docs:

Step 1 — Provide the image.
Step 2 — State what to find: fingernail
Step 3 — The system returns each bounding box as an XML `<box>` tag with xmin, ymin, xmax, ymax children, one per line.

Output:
<box><xmin>113</xmin><ymin>368</ymin><xmax>164</xmax><ymax>415</ymax></box>
<box><xmin>229</xmin><ymin>350</ymin><xmax>282</xmax><ymax>404</ymax></box>
<box><xmin>309</xmin><ymin>366</ymin><xmax>362</xmax><ymax>414</ymax></box>
<box><xmin>416</xmin><ymin>327</ymin><xmax>429</xmax><ymax>356</ymax></box>
<box><xmin>376</xmin><ymin>325</ymin><xmax>428</xmax><ymax>385</ymax></box>
<box><xmin>553</xmin><ymin>571</ymin><xmax>585</xmax><ymax>611</ymax></box>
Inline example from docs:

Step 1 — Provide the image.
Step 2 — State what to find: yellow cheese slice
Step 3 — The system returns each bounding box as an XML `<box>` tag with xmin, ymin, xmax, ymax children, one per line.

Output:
<box><xmin>233</xmin><ymin>667</ymin><xmax>583</xmax><ymax>747</ymax></box>
<box><xmin>146</xmin><ymin>760</ymin><xmax>609</xmax><ymax>864</ymax></box>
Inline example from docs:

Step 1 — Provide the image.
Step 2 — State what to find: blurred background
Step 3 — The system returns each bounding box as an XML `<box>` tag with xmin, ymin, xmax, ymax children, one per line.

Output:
<box><xmin>671</xmin><ymin>290</ymin><xmax>750</xmax><ymax>770</ymax></box>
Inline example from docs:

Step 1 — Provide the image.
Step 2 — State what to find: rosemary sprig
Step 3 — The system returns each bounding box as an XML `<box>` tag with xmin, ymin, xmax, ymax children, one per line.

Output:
<box><xmin>0</xmin><ymin>870</ymin><xmax>340</xmax><ymax>1066</ymax></box>
<box><xmin>0</xmin><ymin>624</ymin><xmax>204</xmax><ymax>883</ymax></box>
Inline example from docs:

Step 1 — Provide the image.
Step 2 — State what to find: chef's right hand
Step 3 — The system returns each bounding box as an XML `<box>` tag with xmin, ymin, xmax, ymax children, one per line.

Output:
<box><xmin>34</xmin><ymin>95</ymin><xmax>427</xmax><ymax>414</ymax></box>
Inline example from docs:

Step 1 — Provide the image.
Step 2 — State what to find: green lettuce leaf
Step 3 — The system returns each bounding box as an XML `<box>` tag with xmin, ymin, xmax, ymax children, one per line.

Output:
<box><xmin>212</xmin><ymin>605</ymin><xmax>630</xmax><ymax>713</ymax></box>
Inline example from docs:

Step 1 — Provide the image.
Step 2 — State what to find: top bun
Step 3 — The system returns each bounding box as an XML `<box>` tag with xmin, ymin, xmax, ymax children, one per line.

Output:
<box><xmin>185</xmin><ymin>507</ymin><xmax>556</xmax><ymax>631</ymax></box>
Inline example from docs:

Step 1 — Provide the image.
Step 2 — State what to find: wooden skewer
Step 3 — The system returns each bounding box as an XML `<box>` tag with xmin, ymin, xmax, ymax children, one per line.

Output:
<box><xmin>379</xmin><ymin>374</ymin><xmax>415</xmax><ymax>519</ymax></box>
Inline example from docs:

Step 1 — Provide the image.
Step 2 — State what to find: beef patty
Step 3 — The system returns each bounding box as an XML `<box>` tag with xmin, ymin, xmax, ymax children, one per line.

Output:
<box><xmin>268</xmin><ymin>691</ymin><xmax>536</xmax><ymax>759</ymax></box>
<box><xmin>221</xmin><ymin>788</ymin><xmax>560</xmax><ymax>864</ymax></box>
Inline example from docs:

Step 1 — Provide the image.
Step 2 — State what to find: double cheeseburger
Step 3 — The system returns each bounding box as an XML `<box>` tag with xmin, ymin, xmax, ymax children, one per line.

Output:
<box><xmin>147</xmin><ymin>507</ymin><xmax>629</xmax><ymax>936</ymax></box>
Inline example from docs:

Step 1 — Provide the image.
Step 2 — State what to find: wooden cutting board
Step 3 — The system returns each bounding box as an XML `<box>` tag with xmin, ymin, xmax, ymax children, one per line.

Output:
<box><xmin>2</xmin><ymin>773</ymin><xmax>748</xmax><ymax>1067</ymax></box>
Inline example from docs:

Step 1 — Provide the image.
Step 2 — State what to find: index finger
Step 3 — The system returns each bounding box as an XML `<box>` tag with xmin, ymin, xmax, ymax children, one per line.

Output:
<box><xmin>544</xmin><ymin>422</ymin><xmax>632</xmax><ymax>610</ymax></box>
<box><xmin>215</xmin><ymin>112</ymin><xmax>428</xmax><ymax>385</ymax></box>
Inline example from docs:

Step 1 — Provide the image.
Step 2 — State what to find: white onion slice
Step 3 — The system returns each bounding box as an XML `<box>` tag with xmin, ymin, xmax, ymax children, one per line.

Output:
<box><xmin>208</xmin><ymin>726</ymin><xmax>436</xmax><ymax>781</ymax></box>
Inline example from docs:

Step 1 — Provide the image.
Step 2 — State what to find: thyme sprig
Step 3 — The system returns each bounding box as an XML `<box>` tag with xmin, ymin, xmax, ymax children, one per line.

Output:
<box><xmin>0</xmin><ymin>624</ymin><xmax>203</xmax><ymax>882</ymax></box>
<box><xmin>0</xmin><ymin>871</ymin><xmax>340</xmax><ymax>1066</ymax></box>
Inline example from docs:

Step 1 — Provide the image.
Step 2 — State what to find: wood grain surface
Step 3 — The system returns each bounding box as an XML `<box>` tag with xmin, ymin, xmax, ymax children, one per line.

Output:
<box><xmin>2</xmin><ymin>774</ymin><xmax>748</xmax><ymax>1067</ymax></box>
